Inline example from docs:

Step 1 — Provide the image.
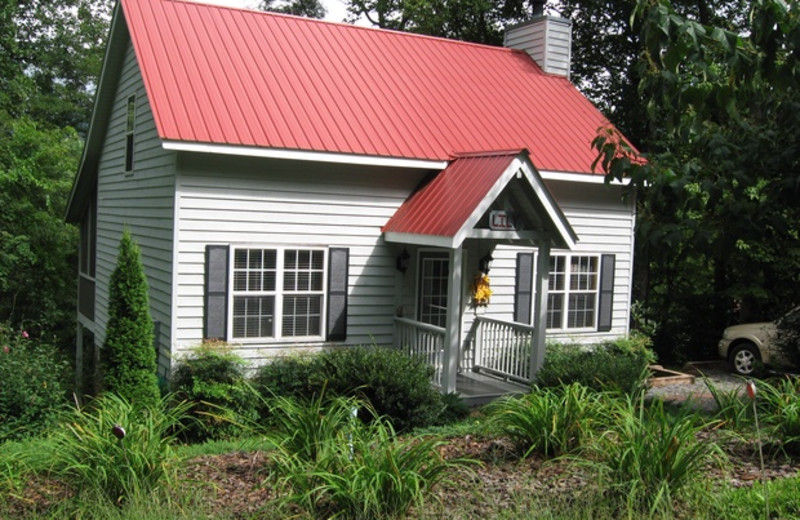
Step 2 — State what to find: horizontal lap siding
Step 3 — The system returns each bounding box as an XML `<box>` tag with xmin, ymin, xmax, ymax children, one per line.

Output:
<box><xmin>485</xmin><ymin>180</ymin><xmax>635</xmax><ymax>342</ymax></box>
<box><xmin>94</xmin><ymin>41</ymin><xmax>175</xmax><ymax>375</ymax></box>
<box><xmin>174</xmin><ymin>154</ymin><xmax>427</xmax><ymax>364</ymax></box>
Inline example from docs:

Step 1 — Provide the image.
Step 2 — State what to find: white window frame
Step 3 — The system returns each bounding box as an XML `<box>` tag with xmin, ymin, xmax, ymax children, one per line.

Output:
<box><xmin>545</xmin><ymin>253</ymin><xmax>601</xmax><ymax>332</ymax></box>
<box><xmin>416</xmin><ymin>250</ymin><xmax>450</xmax><ymax>328</ymax></box>
<box><xmin>228</xmin><ymin>246</ymin><xmax>328</xmax><ymax>342</ymax></box>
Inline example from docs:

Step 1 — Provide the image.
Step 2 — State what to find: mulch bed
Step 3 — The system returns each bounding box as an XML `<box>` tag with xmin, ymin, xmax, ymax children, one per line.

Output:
<box><xmin>5</xmin><ymin>431</ymin><xmax>797</xmax><ymax>519</ymax></box>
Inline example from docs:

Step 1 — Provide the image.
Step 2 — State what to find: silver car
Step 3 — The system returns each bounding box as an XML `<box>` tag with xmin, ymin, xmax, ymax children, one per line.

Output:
<box><xmin>718</xmin><ymin>322</ymin><xmax>778</xmax><ymax>376</ymax></box>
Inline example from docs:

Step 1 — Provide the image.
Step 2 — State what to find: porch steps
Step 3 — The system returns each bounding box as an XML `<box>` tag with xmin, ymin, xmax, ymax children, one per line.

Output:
<box><xmin>456</xmin><ymin>372</ymin><xmax>529</xmax><ymax>406</ymax></box>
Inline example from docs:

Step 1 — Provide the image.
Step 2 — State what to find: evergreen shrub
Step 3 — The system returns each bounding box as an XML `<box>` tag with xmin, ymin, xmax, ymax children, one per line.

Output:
<box><xmin>536</xmin><ymin>333</ymin><xmax>655</xmax><ymax>394</ymax></box>
<box><xmin>170</xmin><ymin>342</ymin><xmax>257</xmax><ymax>441</ymax></box>
<box><xmin>254</xmin><ymin>346</ymin><xmax>444</xmax><ymax>431</ymax></box>
<box><xmin>0</xmin><ymin>323</ymin><xmax>69</xmax><ymax>440</ymax></box>
<box><xmin>101</xmin><ymin>230</ymin><xmax>159</xmax><ymax>408</ymax></box>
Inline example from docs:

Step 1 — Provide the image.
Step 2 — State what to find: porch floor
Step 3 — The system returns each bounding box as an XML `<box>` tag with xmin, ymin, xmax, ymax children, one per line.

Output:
<box><xmin>455</xmin><ymin>371</ymin><xmax>529</xmax><ymax>406</ymax></box>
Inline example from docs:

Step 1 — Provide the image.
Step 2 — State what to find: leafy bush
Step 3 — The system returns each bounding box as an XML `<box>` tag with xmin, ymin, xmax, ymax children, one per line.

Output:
<box><xmin>586</xmin><ymin>394</ymin><xmax>719</xmax><ymax>514</ymax></box>
<box><xmin>774</xmin><ymin>307</ymin><xmax>800</xmax><ymax>369</ymax></box>
<box><xmin>50</xmin><ymin>393</ymin><xmax>190</xmax><ymax>504</ymax></box>
<box><xmin>318</xmin><ymin>346</ymin><xmax>444</xmax><ymax>431</ymax></box>
<box><xmin>101</xmin><ymin>230</ymin><xmax>159</xmax><ymax>408</ymax></box>
<box><xmin>536</xmin><ymin>334</ymin><xmax>655</xmax><ymax>394</ymax></box>
<box><xmin>170</xmin><ymin>342</ymin><xmax>258</xmax><ymax>442</ymax></box>
<box><xmin>487</xmin><ymin>383</ymin><xmax>605</xmax><ymax>457</ymax></box>
<box><xmin>266</xmin><ymin>394</ymin><xmax>466</xmax><ymax>519</ymax></box>
<box><xmin>251</xmin><ymin>354</ymin><xmax>319</xmax><ymax>399</ymax></box>
<box><xmin>0</xmin><ymin>323</ymin><xmax>69</xmax><ymax>440</ymax></box>
<box><xmin>254</xmin><ymin>346</ymin><xmax>444</xmax><ymax>431</ymax></box>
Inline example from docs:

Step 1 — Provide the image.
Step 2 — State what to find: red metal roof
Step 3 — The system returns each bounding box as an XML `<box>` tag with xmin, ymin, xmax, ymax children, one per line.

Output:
<box><xmin>122</xmin><ymin>0</ymin><xmax>619</xmax><ymax>174</ymax></box>
<box><xmin>383</xmin><ymin>151</ymin><xmax>519</xmax><ymax>237</ymax></box>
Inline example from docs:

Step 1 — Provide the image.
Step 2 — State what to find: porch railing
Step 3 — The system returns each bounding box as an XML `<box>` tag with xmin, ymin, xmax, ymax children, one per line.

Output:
<box><xmin>393</xmin><ymin>317</ymin><xmax>445</xmax><ymax>388</ymax></box>
<box><xmin>469</xmin><ymin>316</ymin><xmax>536</xmax><ymax>384</ymax></box>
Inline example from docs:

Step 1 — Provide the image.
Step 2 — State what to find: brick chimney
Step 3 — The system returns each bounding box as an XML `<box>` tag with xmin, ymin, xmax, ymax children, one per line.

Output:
<box><xmin>504</xmin><ymin>6</ymin><xmax>572</xmax><ymax>80</ymax></box>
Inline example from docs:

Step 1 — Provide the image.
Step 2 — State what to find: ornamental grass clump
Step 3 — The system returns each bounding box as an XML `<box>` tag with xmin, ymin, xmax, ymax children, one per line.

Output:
<box><xmin>758</xmin><ymin>376</ymin><xmax>800</xmax><ymax>452</ymax></box>
<box><xmin>264</xmin><ymin>394</ymin><xmax>468</xmax><ymax>519</ymax></box>
<box><xmin>587</xmin><ymin>393</ymin><xmax>720</xmax><ymax>514</ymax></box>
<box><xmin>486</xmin><ymin>382</ymin><xmax>606</xmax><ymax>457</ymax></box>
<box><xmin>50</xmin><ymin>393</ymin><xmax>191</xmax><ymax>504</ymax></box>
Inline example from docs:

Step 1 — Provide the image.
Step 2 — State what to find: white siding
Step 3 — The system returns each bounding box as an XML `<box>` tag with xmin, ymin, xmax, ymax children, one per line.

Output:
<box><xmin>484</xmin><ymin>180</ymin><xmax>635</xmax><ymax>343</ymax></box>
<box><xmin>173</xmin><ymin>153</ymin><xmax>428</xmax><ymax>364</ymax></box>
<box><xmin>505</xmin><ymin>17</ymin><xmax>572</xmax><ymax>78</ymax></box>
<box><xmin>94</xmin><ymin>41</ymin><xmax>176</xmax><ymax>375</ymax></box>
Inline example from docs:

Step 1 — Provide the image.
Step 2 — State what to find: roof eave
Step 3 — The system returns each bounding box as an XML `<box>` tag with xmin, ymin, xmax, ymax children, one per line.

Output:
<box><xmin>65</xmin><ymin>2</ymin><xmax>129</xmax><ymax>223</ymax></box>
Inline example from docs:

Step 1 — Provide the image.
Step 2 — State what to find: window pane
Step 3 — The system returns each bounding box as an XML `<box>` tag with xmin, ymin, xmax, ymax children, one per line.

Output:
<box><xmin>285</xmin><ymin>250</ymin><xmax>297</xmax><ymax>269</ymax></box>
<box><xmin>311</xmin><ymin>272</ymin><xmax>323</xmax><ymax>291</ymax></box>
<box><xmin>282</xmin><ymin>295</ymin><xmax>322</xmax><ymax>336</ymax></box>
<box><xmin>247</xmin><ymin>272</ymin><xmax>262</xmax><ymax>291</ymax></box>
<box><xmin>248</xmin><ymin>250</ymin><xmax>262</xmax><ymax>269</ymax></box>
<box><xmin>546</xmin><ymin>293</ymin><xmax>563</xmax><ymax>329</ymax></box>
<box><xmin>568</xmin><ymin>293</ymin><xmax>595</xmax><ymax>328</ymax></box>
<box><xmin>283</xmin><ymin>272</ymin><xmax>296</xmax><ymax>291</ymax></box>
<box><xmin>419</xmin><ymin>255</ymin><xmax>449</xmax><ymax>328</ymax></box>
<box><xmin>232</xmin><ymin>295</ymin><xmax>274</xmax><ymax>338</ymax></box>
<box><xmin>234</xmin><ymin>249</ymin><xmax>247</xmax><ymax>269</ymax></box>
<box><xmin>263</xmin><ymin>271</ymin><xmax>276</xmax><ymax>291</ymax></box>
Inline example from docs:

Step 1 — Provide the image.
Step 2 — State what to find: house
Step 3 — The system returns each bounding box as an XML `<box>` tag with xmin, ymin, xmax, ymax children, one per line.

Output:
<box><xmin>66</xmin><ymin>0</ymin><xmax>636</xmax><ymax>399</ymax></box>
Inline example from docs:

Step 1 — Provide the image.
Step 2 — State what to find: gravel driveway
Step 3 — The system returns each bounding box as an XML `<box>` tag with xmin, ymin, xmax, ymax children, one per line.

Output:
<box><xmin>646</xmin><ymin>363</ymin><xmax>749</xmax><ymax>412</ymax></box>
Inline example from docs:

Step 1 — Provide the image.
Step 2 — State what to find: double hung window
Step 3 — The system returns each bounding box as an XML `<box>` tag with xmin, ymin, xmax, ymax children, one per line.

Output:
<box><xmin>546</xmin><ymin>255</ymin><xmax>599</xmax><ymax>330</ymax></box>
<box><xmin>231</xmin><ymin>247</ymin><xmax>326</xmax><ymax>339</ymax></box>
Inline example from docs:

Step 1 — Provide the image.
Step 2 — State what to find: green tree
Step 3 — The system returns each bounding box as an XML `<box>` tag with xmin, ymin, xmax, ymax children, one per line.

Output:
<box><xmin>594</xmin><ymin>0</ymin><xmax>800</xmax><ymax>361</ymax></box>
<box><xmin>0</xmin><ymin>113</ymin><xmax>80</xmax><ymax>342</ymax></box>
<box><xmin>102</xmin><ymin>230</ymin><xmax>159</xmax><ymax>408</ymax></box>
<box><xmin>260</xmin><ymin>0</ymin><xmax>327</xmax><ymax>18</ymax></box>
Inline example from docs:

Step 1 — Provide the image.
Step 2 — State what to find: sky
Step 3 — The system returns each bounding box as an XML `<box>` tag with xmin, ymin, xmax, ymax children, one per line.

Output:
<box><xmin>194</xmin><ymin>0</ymin><xmax>356</xmax><ymax>24</ymax></box>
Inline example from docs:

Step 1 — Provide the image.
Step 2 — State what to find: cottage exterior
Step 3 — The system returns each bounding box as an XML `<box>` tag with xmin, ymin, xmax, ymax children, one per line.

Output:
<box><xmin>67</xmin><ymin>0</ymin><xmax>636</xmax><ymax>398</ymax></box>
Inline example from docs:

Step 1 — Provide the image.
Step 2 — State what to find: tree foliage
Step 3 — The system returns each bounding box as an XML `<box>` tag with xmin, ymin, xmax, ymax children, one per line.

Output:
<box><xmin>594</xmin><ymin>0</ymin><xmax>800</xmax><ymax>361</ymax></box>
<box><xmin>102</xmin><ymin>230</ymin><xmax>160</xmax><ymax>408</ymax></box>
<box><xmin>0</xmin><ymin>0</ymin><xmax>111</xmax><ymax>346</ymax></box>
<box><xmin>260</xmin><ymin>0</ymin><xmax>327</xmax><ymax>19</ymax></box>
<box><xmin>0</xmin><ymin>114</ymin><xmax>80</xmax><ymax>341</ymax></box>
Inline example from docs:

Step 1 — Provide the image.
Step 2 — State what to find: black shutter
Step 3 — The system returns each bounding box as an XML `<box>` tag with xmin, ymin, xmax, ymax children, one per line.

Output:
<box><xmin>597</xmin><ymin>254</ymin><xmax>615</xmax><ymax>332</ymax></box>
<box><xmin>327</xmin><ymin>247</ymin><xmax>349</xmax><ymax>341</ymax></box>
<box><xmin>204</xmin><ymin>245</ymin><xmax>229</xmax><ymax>341</ymax></box>
<box><xmin>514</xmin><ymin>252</ymin><xmax>534</xmax><ymax>324</ymax></box>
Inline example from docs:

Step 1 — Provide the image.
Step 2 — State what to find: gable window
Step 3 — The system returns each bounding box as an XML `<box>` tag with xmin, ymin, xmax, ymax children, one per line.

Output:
<box><xmin>418</xmin><ymin>252</ymin><xmax>449</xmax><ymax>328</ymax></box>
<box><xmin>230</xmin><ymin>247</ymin><xmax>325</xmax><ymax>339</ymax></box>
<box><xmin>546</xmin><ymin>255</ymin><xmax>599</xmax><ymax>330</ymax></box>
<box><xmin>125</xmin><ymin>95</ymin><xmax>135</xmax><ymax>172</ymax></box>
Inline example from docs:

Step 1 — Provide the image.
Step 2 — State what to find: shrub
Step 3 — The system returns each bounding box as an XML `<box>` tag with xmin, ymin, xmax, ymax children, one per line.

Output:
<box><xmin>170</xmin><ymin>342</ymin><xmax>258</xmax><ymax>442</ymax></box>
<box><xmin>266</xmin><ymin>394</ymin><xmax>466</xmax><ymax>519</ymax></box>
<box><xmin>536</xmin><ymin>333</ymin><xmax>654</xmax><ymax>394</ymax></box>
<box><xmin>774</xmin><ymin>307</ymin><xmax>800</xmax><ymax>369</ymax></box>
<box><xmin>251</xmin><ymin>354</ymin><xmax>319</xmax><ymax>399</ymax></box>
<box><xmin>101</xmin><ymin>230</ymin><xmax>159</xmax><ymax>408</ymax></box>
<box><xmin>50</xmin><ymin>393</ymin><xmax>190</xmax><ymax>504</ymax></box>
<box><xmin>487</xmin><ymin>383</ymin><xmax>606</xmax><ymax>457</ymax></box>
<box><xmin>0</xmin><ymin>323</ymin><xmax>69</xmax><ymax>440</ymax></box>
<box><xmin>318</xmin><ymin>346</ymin><xmax>444</xmax><ymax>431</ymax></box>
<box><xmin>254</xmin><ymin>346</ymin><xmax>444</xmax><ymax>431</ymax></box>
<box><xmin>586</xmin><ymin>394</ymin><xmax>719</xmax><ymax>514</ymax></box>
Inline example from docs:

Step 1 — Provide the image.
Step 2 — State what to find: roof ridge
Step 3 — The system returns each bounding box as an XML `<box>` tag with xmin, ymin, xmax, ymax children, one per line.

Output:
<box><xmin>166</xmin><ymin>0</ymin><xmax>522</xmax><ymax>55</ymax></box>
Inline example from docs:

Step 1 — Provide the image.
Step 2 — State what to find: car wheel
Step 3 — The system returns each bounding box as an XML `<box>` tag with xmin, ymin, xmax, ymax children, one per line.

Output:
<box><xmin>729</xmin><ymin>342</ymin><xmax>762</xmax><ymax>376</ymax></box>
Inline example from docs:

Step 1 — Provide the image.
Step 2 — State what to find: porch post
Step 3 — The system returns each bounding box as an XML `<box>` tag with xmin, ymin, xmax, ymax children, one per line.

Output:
<box><xmin>442</xmin><ymin>247</ymin><xmax>463</xmax><ymax>394</ymax></box>
<box><xmin>531</xmin><ymin>240</ymin><xmax>551</xmax><ymax>376</ymax></box>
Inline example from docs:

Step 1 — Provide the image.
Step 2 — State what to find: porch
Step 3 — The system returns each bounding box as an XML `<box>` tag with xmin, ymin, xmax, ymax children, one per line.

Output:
<box><xmin>394</xmin><ymin>316</ymin><xmax>534</xmax><ymax>405</ymax></box>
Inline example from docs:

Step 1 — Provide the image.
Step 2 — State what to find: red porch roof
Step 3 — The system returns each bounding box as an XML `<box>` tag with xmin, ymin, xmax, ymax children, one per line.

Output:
<box><xmin>121</xmin><ymin>0</ymin><xmax>618</xmax><ymax>174</ymax></box>
<box><xmin>382</xmin><ymin>150</ymin><xmax>577</xmax><ymax>249</ymax></box>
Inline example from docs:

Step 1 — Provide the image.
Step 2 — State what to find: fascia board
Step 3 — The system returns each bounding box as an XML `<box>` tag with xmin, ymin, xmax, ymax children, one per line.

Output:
<box><xmin>162</xmin><ymin>141</ymin><xmax>449</xmax><ymax>170</ymax></box>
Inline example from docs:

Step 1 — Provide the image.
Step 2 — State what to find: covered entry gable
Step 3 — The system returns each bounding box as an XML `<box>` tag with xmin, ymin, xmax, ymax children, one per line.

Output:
<box><xmin>382</xmin><ymin>150</ymin><xmax>577</xmax><ymax>249</ymax></box>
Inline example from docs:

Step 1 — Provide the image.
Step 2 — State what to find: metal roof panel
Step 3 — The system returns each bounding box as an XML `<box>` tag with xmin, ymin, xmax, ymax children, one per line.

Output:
<box><xmin>121</xmin><ymin>0</ymin><xmax>625</xmax><ymax>174</ymax></box>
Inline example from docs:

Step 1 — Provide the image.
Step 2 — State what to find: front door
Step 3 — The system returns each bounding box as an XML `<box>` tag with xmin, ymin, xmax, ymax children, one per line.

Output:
<box><xmin>417</xmin><ymin>252</ymin><xmax>449</xmax><ymax>328</ymax></box>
